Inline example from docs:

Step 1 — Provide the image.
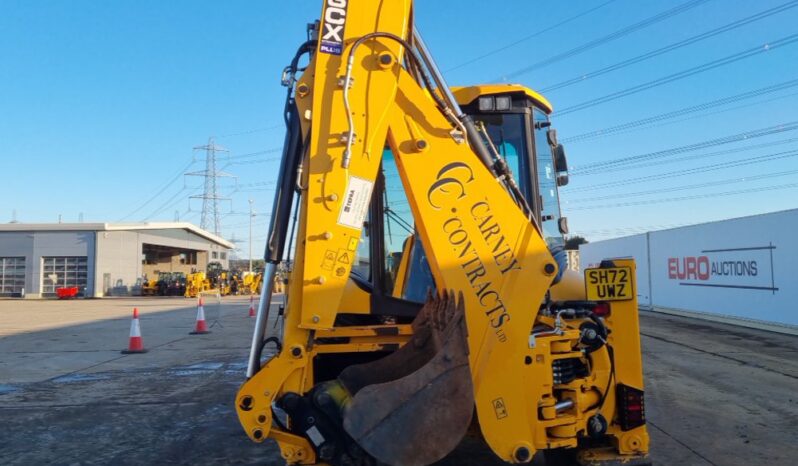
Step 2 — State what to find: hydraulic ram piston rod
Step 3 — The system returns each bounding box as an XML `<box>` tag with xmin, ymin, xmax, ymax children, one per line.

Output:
<box><xmin>246</xmin><ymin>262</ymin><xmax>277</xmax><ymax>378</ymax></box>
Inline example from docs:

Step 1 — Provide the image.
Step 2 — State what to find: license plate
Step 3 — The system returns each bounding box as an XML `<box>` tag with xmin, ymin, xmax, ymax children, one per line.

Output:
<box><xmin>584</xmin><ymin>266</ymin><xmax>633</xmax><ymax>301</ymax></box>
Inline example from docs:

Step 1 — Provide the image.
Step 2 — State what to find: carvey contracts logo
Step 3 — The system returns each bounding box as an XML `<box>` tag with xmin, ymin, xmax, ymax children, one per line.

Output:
<box><xmin>426</xmin><ymin>162</ymin><xmax>520</xmax><ymax>343</ymax></box>
<box><xmin>320</xmin><ymin>0</ymin><xmax>348</xmax><ymax>55</ymax></box>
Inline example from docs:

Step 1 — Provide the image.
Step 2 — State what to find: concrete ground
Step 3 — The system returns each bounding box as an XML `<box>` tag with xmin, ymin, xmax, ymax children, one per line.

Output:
<box><xmin>0</xmin><ymin>297</ymin><xmax>796</xmax><ymax>465</ymax></box>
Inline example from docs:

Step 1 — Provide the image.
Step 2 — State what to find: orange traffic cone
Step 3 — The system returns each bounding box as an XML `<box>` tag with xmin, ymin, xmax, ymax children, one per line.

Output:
<box><xmin>248</xmin><ymin>295</ymin><xmax>256</xmax><ymax>318</ymax></box>
<box><xmin>190</xmin><ymin>297</ymin><xmax>211</xmax><ymax>335</ymax></box>
<box><xmin>121</xmin><ymin>308</ymin><xmax>147</xmax><ymax>354</ymax></box>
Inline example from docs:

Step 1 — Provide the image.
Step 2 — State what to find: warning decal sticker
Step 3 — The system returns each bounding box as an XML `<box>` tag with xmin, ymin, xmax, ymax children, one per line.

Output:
<box><xmin>337</xmin><ymin>175</ymin><xmax>373</xmax><ymax>230</ymax></box>
<box><xmin>321</xmin><ymin>249</ymin><xmax>337</xmax><ymax>271</ymax></box>
<box><xmin>492</xmin><ymin>397</ymin><xmax>508</xmax><ymax>420</ymax></box>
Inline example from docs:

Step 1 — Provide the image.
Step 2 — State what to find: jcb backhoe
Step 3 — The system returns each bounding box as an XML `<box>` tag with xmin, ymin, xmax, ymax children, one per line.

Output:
<box><xmin>237</xmin><ymin>2</ymin><xmax>650</xmax><ymax>465</ymax></box>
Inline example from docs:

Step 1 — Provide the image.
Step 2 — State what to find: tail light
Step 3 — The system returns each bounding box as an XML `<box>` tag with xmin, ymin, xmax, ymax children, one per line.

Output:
<box><xmin>617</xmin><ymin>384</ymin><xmax>646</xmax><ymax>431</ymax></box>
<box><xmin>593</xmin><ymin>302</ymin><xmax>611</xmax><ymax>317</ymax></box>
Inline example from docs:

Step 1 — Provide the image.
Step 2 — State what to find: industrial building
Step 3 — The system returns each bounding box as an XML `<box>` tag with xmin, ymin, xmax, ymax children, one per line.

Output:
<box><xmin>580</xmin><ymin>208</ymin><xmax>797</xmax><ymax>333</ymax></box>
<box><xmin>0</xmin><ymin>222</ymin><xmax>234</xmax><ymax>298</ymax></box>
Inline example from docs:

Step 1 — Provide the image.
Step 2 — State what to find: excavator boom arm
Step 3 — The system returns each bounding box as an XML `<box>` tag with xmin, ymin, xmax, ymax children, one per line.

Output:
<box><xmin>301</xmin><ymin>3</ymin><xmax>556</xmax><ymax>459</ymax></box>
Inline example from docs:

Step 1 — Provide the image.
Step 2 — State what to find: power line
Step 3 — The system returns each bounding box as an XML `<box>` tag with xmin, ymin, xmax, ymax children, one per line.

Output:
<box><xmin>565</xmin><ymin>149</ymin><xmax>798</xmax><ymax>193</ymax></box>
<box><xmin>223</xmin><ymin>156</ymin><xmax>282</xmax><ymax>167</ymax></box>
<box><xmin>225</xmin><ymin>217</ymin><xmax>271</xmax><ymax>229</ymax></box>
<box><xmin>561</xmin><ymin>78</ymin><xmax>798</xmax><ymax>143</ymax></box>
<box><xmin>498</xmin><ymin>0</ymin><xmax>712</xmax><ymax>81</ymax></box>
<box><xmin>445</xmin><ymin>0</ymin><xmax>618</xmax><ymax>72</ymax></box>
<box><xmin>220</xmin><ymin>210</ymin><xmax>259</xmax><ymax>217</ymax></box>
<box><xmin>230</xmin><ymin>181</ymin><xmax>277</xmax><ymax>194</ymax></box>
<box><xmin>236</xmin><ymin>188</ymin><xmax>277</xmax><ymax>193</ymax></box>
<box><xmin>226</xmin><ymin>148</ymin><xmax>282</xmax><ymax>160</ymax></box>
<box><xmin>178</xmin><ymin>210</ymin><xmax>202</xmax><ymax>224</ymax></box>
<box><xmin>541</xmin><ymin>0</ymin><xmax>798</xmax><ymax>93</ymax></box>
<box><xmin>117</xmin><ymin>158</ymin><xmax>195</xmax><ymax>221</ymax></box>
<box><xmin>139</xmin><ymin>163</ymin><xmax>270</xmax><ymax>227</ymax></box>
<box><xmin>566</xmin><ymin>167</ymin><xmax>798</xmax><ymax>203</ymax></box>
<box><xmin>571</xmin><ymin>121</ymin><xmax>798</xmax><ymax>175</ymax></box>
<box><xmin>556</xmin><ymin>33</ymin><xmax>798</xmax><ymax>116</ymax></box>
<box><xmin>566</xmin><ymin>91</ymin><xmax>798</xmax><ymax>145</ymax></box>
<box><xmin>236</xmin><ymin>181</ymin><xmax>276</xmax><ymax>189</ymax></box>
<box><xmin>234</xmin><ymin>187</ymin><xmax>278</xmax><ymax>193</ymax></box>
<box><xmin>585</xmin><ymin>136</ymin><xmax>798</xmax><ymax>174</ymax></box>
<box><xmin>217</xmin><ymin>125</ymin><xmax>282</xmax><ymax>138</ymax></box>
<box><xmin>571</xmin><ymin>222</ymin><xmax>692</xmax><ymax>237</ymax></box>
<box><xmin>142</xmin><ymin>185</ymin><xmax>200</xmax><ymax>221</ymax></box>
<box><xmin>566</xmin><ymin>181</ymin><xmax>798</xmax><ymax>211</ymax></box>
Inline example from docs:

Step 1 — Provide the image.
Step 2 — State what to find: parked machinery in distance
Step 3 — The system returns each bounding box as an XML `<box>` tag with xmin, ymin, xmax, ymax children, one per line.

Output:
<box><xmin>184</xmin><ymin>270</ymin><xmax>210</xmax><ymax>298</ymax></box>
<box><xmin>142</xmin><ymin>271</ymin><xmax>186</xmax><ymax>296</ymax></box>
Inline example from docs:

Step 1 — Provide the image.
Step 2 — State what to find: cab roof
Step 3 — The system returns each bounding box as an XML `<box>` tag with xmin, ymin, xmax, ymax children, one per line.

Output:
<box><xmin>451</xmin><ymin>84</ymin><xmax>553</xmax><ymax>114</ymax></box>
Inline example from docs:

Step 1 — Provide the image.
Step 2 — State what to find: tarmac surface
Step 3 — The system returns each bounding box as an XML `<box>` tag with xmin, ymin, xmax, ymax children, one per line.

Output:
<box><xmin>0</xmin><ymin>296</ymin><xmax>796</xmax><ymax>465</ymax></box>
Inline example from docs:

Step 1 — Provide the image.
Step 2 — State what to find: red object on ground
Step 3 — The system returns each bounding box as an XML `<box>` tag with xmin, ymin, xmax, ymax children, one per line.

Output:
<box><xmin>121</xmin><ymin>308</ymin><xmax>147</xmax><ymax>354</ymax></box>
<box><xmin>248</xmin><ymin>295</ymin><xmax>256</xmax><ymax>318</ymax></box>
<box><xmin>56</xmin><ymin>287</ymin><xmax>79</xmax><ymax>299</ymax></box>
<box><xmin>190</xmin><ymin>297</ymin><xmax>211</xmax><ymax>335</ymax></box>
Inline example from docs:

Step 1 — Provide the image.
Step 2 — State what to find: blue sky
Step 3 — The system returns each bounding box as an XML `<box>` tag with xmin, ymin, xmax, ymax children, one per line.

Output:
<box><xmin>2</xmin><ymin>0</ymin><xmax>797</xmax><ymax>257</ymax></box>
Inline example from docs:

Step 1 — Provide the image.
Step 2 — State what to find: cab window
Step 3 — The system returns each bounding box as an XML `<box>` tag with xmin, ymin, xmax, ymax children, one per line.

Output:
<box><xmin>471</xmin><ymin>113</ymin><xmax>530</xmax><ymax>196</ymax></box>
<box><xmin>533</xmin><ymin>108</ymin><xmax>565</xmax><ymax>248</ymax></box>
<box><xmin>351</xmin><ymin>215</ymin><xmax>371</xmax><ymax>281</ymax></box>
<box><xmin>382</xmin><ymin>149</ymin><xmax>415</xmax><ymax>295</ymax></box>
<box><xmin>401</xmin><ymin>234</ymin><xmax>435</xmax><ymax>303</ymax></box>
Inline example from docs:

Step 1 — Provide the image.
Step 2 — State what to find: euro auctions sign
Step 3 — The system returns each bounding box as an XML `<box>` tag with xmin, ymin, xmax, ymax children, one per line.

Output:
<box><xmin>582</xmin><ymin>209</ymin><xmax>797</xmax><ymax>326</ymax></box>
<box><xmin>667</xmin><ymin>244</ymin><xmax>778</xmax><ymax>293</ymax></box>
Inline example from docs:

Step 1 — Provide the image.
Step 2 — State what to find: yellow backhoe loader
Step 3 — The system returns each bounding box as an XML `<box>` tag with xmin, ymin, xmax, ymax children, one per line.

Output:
<box><xmin>140</xmin><ymin>274</ymin><xmax>160</xmax><ymax>296</ymax></box>
<box><xmin>184</xmin><ymin>270</ymin><xmax>211</xmax><ymax>298</ymax></box>
<box><xmin>207</xmin><ymin>261</ymin><xmax>233</xmax><ymax>296</ymax></box>
<box><xmin>237</xmin><ymin>2</ymin><xmax>650</xmax><ymax>465</ymax></box>
<box><xmin>238</xmin><ymin>270</ymin><xmax>264</xmax><ymax>295</ymax></box>
<box><xmin>185</xmin><ymin>262</ymin><xmax>233</xmax><ymax>298</ymax></box>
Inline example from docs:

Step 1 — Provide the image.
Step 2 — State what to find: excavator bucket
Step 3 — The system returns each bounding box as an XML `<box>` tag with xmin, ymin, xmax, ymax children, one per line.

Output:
<box><xmin>337</xmin><ymin>290</ymin><xmax>474</xmax><ymax>466</ymax></box>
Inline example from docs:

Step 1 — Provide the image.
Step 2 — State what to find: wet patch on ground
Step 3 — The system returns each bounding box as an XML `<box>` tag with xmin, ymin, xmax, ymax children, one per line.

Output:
<box><xmin>0</xmin><ymin>358</ymin><xmax>285</xmax><ymax>466</ymax></box>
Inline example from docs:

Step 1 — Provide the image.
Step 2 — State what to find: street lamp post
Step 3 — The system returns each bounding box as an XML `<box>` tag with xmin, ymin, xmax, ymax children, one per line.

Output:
<box><xmin>248</xmin><ymin>199</ymin><xmax>255</xmax><ymax>273</ymax></box>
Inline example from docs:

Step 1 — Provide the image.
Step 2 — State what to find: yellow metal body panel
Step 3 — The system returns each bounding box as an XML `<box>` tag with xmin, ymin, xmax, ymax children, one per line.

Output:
<box><xmin>387</xmin><ymin>67</ymin><xmax>557</xmax><ymax>460</ymax></box>
<box><xmin>601</xmin><ymin>259</ymin><xmax>650</xmax><ymax>455</ymax></box>
<box><xmin>549</xmin><ymin>269</ymin><xmax>587</xmax><ymax>301</ymax></box>
<box><xmin>391</xmin><ymin>235</ymin><xmax>414</xmax><ymax>299</ymax></box>
<box><xmin>237</xmin><ymin>0</ymin><xmax>414</xmax><ymax>451</ymax></box>
<box><xmin>451</xmin><ymin>84</ymin><xmax>553</xmax><ymax>113</ymax></box>
<box><xmin>297</xmin><ymin>0</ymin><xmax>412</xmax><ymax>331</ymax></box>
<box><xmin>337</xmin><ymin>277</ymin><xmax>371</xmax><ymax>313</ymax></box>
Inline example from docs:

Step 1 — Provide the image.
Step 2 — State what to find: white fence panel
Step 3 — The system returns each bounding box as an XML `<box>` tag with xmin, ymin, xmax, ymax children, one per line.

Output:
<box><xmin>649</xmin><ymin>210</ymin><xmax>797</xmax><ymax>326</ymax></box>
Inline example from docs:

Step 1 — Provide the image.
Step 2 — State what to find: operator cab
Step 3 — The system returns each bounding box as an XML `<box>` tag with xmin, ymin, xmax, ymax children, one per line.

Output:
<box><xmin>453</xmin><ymin>84</ymin><xmax>570</xmax><ymax>248</ymax></box>
<box><xmin>351</xmin><ymin>84</ymin><xmax>571</xmax><ymax>311</ymax></box>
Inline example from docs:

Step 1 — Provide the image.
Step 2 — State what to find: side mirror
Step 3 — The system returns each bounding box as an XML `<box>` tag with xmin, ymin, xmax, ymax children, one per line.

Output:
<box><xmin>281</xmin><ymin>66</ymin><xmax>295</xmax><ymax>87</ymax></box>
<box><xmin>553</xmin><ymin>143</ymin><xmax>568</xmax><ymax>173</ymax></box>
<box><xmin>556</xmin><ymin>173</ymin><xmax>569</xmax><ymax>187</ymax></box>
<box><xmin>558</xmin><ymin>216</ymin><xmax>569</xmax><ymax>235</ymax></box>
<box><xmin>546</xmin><ymin>128</ymin><xmax>558</xmax><ymax>147</ymax></box>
